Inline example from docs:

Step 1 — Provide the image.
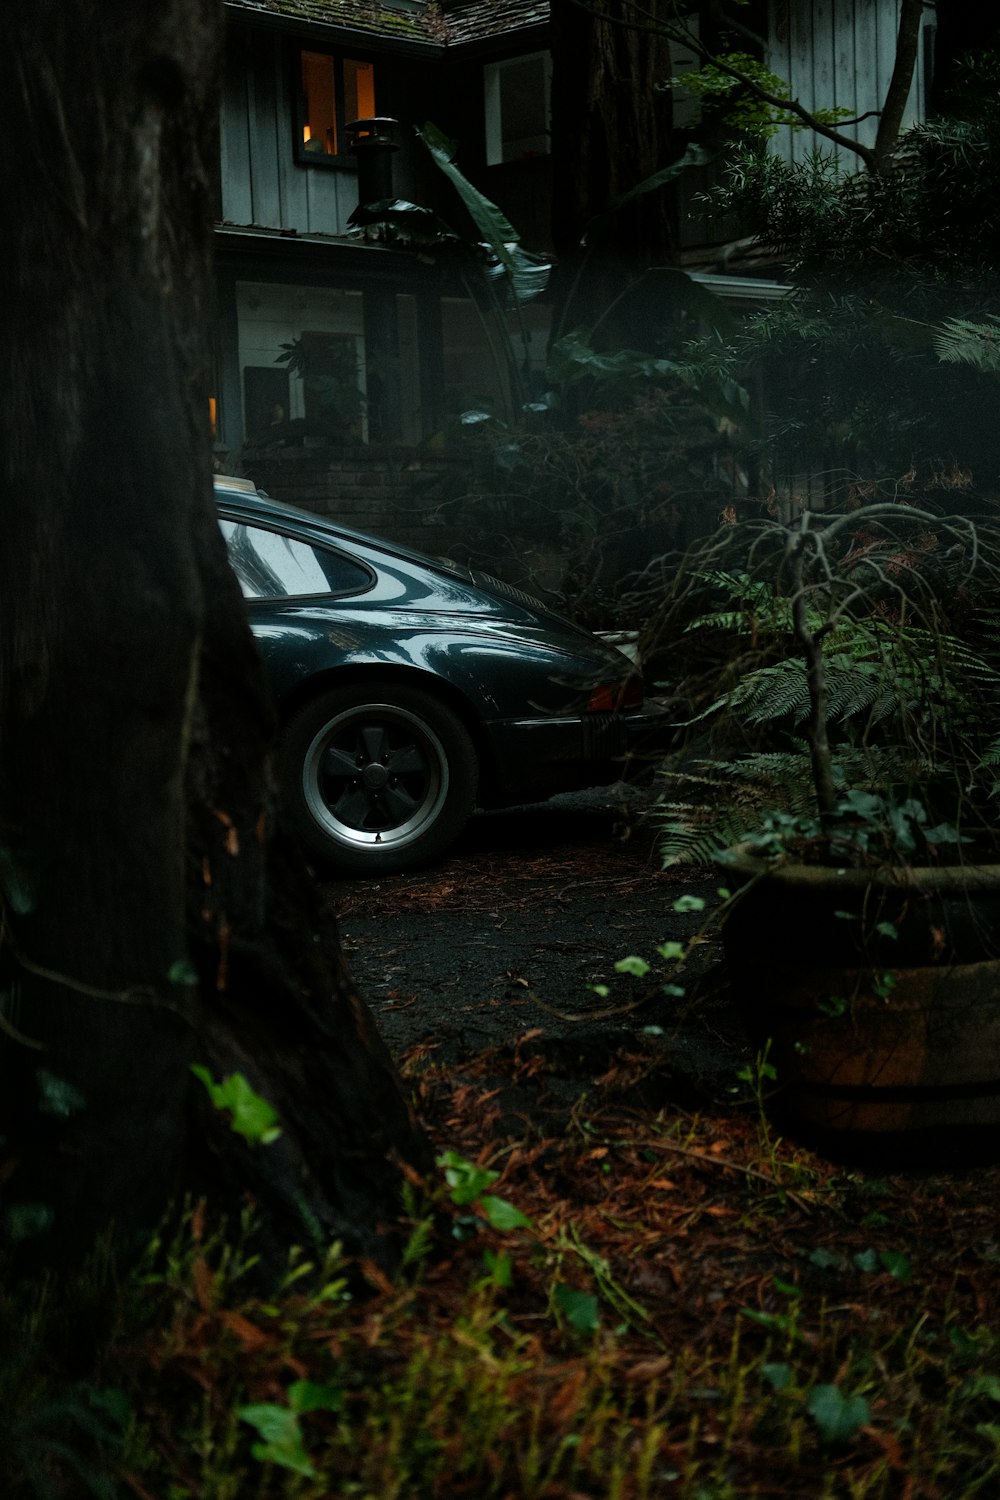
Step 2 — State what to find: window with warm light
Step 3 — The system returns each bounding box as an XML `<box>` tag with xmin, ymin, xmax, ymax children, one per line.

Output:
<box><xmin>298</xmin><ymin>51</ymin><xmax>376</xmax><ymax>163</ymax></box>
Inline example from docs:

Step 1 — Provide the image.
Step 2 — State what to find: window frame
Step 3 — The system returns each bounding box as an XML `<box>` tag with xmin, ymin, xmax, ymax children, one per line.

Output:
<box><xmin>483</xmin><ymin>50</ymin><xmax>552</xmax><ymax>167</ymax></box>
<box><xmin>218</xmin><ymin>514</ymin><xmax>377</xmax><ymax>602</ymax></box>
<box><xmin>294</xmin><ymin>46</ymin><xmax>377</xmax><ymax>169</ymax></box>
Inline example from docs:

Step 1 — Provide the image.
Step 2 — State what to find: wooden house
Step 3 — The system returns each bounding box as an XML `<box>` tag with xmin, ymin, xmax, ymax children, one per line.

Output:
<box><xmin>214</xmin><ymin>0</ymin><xmax>552</xmax><ymax>461</ymax></box>
<box><xmin>213</xmin><ymin>1</ymin><xmax>938</xmax><ymax>517</ymax></box>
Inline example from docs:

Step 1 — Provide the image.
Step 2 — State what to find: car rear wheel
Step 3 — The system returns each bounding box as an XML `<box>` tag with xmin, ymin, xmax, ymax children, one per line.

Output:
<box><xmin>280</xmin><ymin>683</ymin><xmax>479</xmax><ymax>875</ymax></box>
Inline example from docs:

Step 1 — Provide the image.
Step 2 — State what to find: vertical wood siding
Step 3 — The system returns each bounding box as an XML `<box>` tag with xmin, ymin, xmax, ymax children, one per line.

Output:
<box><xmin>219</xmin><ymin>29</ymin><xmax>357</xmax><ymax>233</ymax></box>
<box><xmin>767</xmin><ymin>0</ymin><xmax>934</xmax><ymax>166</ymax></box>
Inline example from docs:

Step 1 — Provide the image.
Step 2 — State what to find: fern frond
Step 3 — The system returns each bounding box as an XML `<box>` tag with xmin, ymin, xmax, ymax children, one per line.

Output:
<box><xmin>730</xmin><ymin>662</ymin><xmax>810</xmax><ymax>723</ymax></box>
<box><xmin>933</xmin><ymin>315</ymin><xmax>1000</xmax><ymax>372</ymax></box>
<box><xmin>824</xmin><ymin>664</ymin><xmax>886</xmax><ymax>722</ymax></box>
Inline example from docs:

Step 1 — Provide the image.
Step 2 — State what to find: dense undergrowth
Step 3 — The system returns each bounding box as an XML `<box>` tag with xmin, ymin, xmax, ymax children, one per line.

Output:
<box><xmin>3</xmin><ymin>1042</ymin><xmax>999</xmax><ymax>1499</ymax></box>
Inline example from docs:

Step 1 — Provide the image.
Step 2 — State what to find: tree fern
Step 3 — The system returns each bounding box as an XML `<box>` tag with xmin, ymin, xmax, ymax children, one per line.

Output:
<box><xmin>657</xmin><ymin>746</ymin><xmax>943</xmax><ymax>867</ymax></box>
<box><xmin>934</xmin><ymin>315</ymin><xmax>1000</xmax><ymax>373</ymax></box>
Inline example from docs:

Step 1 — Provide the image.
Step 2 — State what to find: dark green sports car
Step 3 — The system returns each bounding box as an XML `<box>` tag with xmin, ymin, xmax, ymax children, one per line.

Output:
<box><xmin>216</xmin><ymin>476</ymin><xmax>670</xmax><ymax>875</ymax></box>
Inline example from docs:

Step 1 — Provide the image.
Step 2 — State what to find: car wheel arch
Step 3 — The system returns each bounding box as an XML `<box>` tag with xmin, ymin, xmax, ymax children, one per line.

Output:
<box><xmin>275</xmin><ymin>664</ymin><xmax>501</xmax><ymax>801</ymax></box>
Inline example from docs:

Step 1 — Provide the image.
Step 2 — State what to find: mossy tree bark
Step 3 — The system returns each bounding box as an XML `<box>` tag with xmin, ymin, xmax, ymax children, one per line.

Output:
<box><xmin>0</xmin><ymin>0</ymin><xmax>429</xmax><ymax>1275</ymax></box>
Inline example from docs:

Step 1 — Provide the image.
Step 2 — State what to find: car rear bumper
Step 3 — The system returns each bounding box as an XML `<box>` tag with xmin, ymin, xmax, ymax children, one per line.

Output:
<box><xmin>485</xmin><ymin>700</ymin><xmax>676</xmax><ymax>799</ymax></box>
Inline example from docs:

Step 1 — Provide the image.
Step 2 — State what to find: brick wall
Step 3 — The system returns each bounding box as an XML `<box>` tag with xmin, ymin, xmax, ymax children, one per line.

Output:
<box><xmin>227</xmin><ymin>443</ymin><xmax>570</xmax><ymax>603</ymax></box>
<box><xmin>236</xmin><ymin>444</ymin><xmax>473</xmax><ymax>556</ymax></box>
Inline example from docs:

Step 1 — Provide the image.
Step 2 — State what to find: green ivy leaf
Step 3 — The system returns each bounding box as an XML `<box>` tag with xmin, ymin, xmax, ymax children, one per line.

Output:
<box><xmin>238</xmin><ymin>1403</ymin><xmax>315</xmax><ymax>1478</ymax></box>
<box><xmin>656</xmin><ymin>941</ymin><xmax>686</xmax><ymax>961</ymax></box>
<box><xmin>879</xmin><ymin>1250</ymin><xmax>911</xmax><ymax>1281</ymax></box>
<box><xmin>36</xmin><ymin>1069</ymin><xmax>87</xmax><ymax>1118</ymax></box>
<box><xmin>961</xmin><ymin>1375</ymin><xmax>1000</xmax><ymax>1404</ymax></box>
<box><xmin>483</xmin><ymin>1248</ymin><xmax>513</xmax><ymax>1286</ymax></box>
<box><xmin>437</xmin><ymin>1150</ymin><xmax>499</xmax><ymax>1205</ymax></box>
<box><xmin>0</xmin><ymin>846</ymin><xmax>35</xmax><ymax>915</ymax></box>
<box><xmin>809</xmin><ymin>1247</ymin><xmax>846</xmax><ymax>1271</ymax></box>
<box><xmin>191</xmin><ymin>1066</ymin><xmax>282</xmax><ymax>1145</ymax></box>
<box><xmin>168</xmin><ymin>959</ymin><xmax>199</xmax><ymax>987</ymax></box>
<box><xmin>807</xmin><ymin>1384</ymin><xmax>871</xmax><ymax>1444</ymax></box>
<box><xmin>614</xmin><ymin>956</ymin><xmax>650</xmax><ymax>978</ymax></box>
<box><xmin>672</xmin><ymin>895</ymin><xmax>706</xmax><ymax>914</ymax></box>
<box><xmin>287</xmin><ymin>1380</ymin><xmax>342</xmax><ymax>1415</ymax></box>
<box><xmin>763</xmin><ymin>1362</ymin><xmax>793</xmax><ymax>1391</ymax></box>
<box><xmin>478</xmin><ymin>1195</ymin><xmax>533</xmax><ymax>1231</ymax></box>
<box><xmin>553</xmin><ymin>1283</ymin><xmax>601</xmax><ymax>1334</ymax></box>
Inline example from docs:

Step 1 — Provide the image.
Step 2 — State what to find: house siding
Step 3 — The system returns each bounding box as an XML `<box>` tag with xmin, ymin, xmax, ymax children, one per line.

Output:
<box><xmin>768</xmin><ymin>0</ymin><xmax>934</xmax><ymax>165</ymax></box>
<box><xmin>220</xmin><ymin>28</ymin><xmax>362</xmax><ymax>233</ymax></box>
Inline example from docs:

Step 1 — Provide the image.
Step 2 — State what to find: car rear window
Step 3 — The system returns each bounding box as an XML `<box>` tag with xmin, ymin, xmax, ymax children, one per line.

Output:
<box><xmin>220</xmin><ymin>519</ymin><xmax>372</xmax><ymax>599</ymax></box>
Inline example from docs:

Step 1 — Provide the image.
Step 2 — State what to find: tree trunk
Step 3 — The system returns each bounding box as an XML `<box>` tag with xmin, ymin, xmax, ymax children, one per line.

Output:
<box><xmin>872</xmin><ymin>0</ymin><xmax>925</xmax><ymax>170</ymax></box>
<box><xmin>548</xmin><ymin>0</ymin><xmax>678</xmax><ymax>346</ymax></box>
<box><xmin>0</xmin><ymin>0</ymin><xmax>428</xmax><ymax>1277</ymax></box>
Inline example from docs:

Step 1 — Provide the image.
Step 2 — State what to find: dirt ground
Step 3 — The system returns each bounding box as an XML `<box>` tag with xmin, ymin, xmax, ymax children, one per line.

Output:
<box><xmin>322</xmin><ymin>783</ymin><xmax>749</xmax><ymax>1108</ymax></box>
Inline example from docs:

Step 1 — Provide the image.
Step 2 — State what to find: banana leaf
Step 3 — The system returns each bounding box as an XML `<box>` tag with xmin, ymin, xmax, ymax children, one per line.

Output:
<box><xmin>417</xmin><ymin>121</ymin><xmax>551</xmax><ymax>307</ymax></box>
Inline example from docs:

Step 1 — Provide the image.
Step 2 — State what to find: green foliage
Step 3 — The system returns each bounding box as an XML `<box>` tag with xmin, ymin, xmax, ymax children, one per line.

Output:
<box><xmin>614</xmin><ymin>955</ymin><xmax>651</xmax><ymax>979</ymax></box>
<box><xmin>239</xmin><ymin>1380</ymin><xmax>342</xmax><ymax>1479</ymax></box>
<box><xmin>547</xmin><ymin>330</ymin><xmax>681</xmax><ymax>390</ymax></box>
<box><xmin>551</xmin><ymin>1282</ymin><xmax>601</xmax><ymax>1334</ymax></box>
<box><xmin>677</xmin><ymin>50</ymin><xmax>1000</xmax><ymax>505</ymax></box>
<box><xmin>190</xmin><ymin>1066</ymin><xmax>282</xmax><ymax>1146</ymax></box>
<box><xmin>417</xmin><ymin>121</ymin><xmax>551</xmax><ymax>313</ymax></box>
<box><xmin>436</xmin><ymin>149</ymin><xmax>744</xmax><ymax>625</ymax></box>
<box><xmin>0</xmin><ymin>845</ymin><xmax>35</xmax><ymax>915</ymax></box>
<box><xmin>807</xmin><ymin>1383</ymin><xmax>871</xmax><ymax>1444</ymax></box>
<box><xmin>35</xmin><ymin>1070</ymin><xmax>86</xmax><ymax>1119</ymax></box>
<box><xmin>437</xmin><ymin>1150</ymin><xmax>534</xmax><ymax>1231</ymax></box>
<box><xmin>670</xmin><ymin>52</ymin><xmax>853</xmax><ymax>139</ymax></box>
<box><xmin>275</xmin><ymin>335</ymin><xmax>366</xmax><ymax>432</ymax></box>
<box><xmin>653</xmin><ymin>507</ymin><xmax>1000</xmax><ymax>865</ymax></box>
<box><xmin>935</xmin><ymin>314</ymin><xmax>1000</xmax><ymax>373</ymax></box>
<box><xmin>6</xmin><ymin>1083</ymin><xmax>1000</xmax><ymax>1500</ymax></box>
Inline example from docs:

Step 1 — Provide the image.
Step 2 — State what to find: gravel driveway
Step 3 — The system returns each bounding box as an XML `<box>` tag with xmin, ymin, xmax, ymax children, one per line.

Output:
<box><xmin>324</xmin><ymin>784</ymin><xmax>748</xmax><ymax>1104</ymax></box>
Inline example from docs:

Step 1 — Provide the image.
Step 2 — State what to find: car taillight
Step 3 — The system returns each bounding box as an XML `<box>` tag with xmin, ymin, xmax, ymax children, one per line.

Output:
<box><xmin>585</xmin><ymin>678</ymin><xmax>644</xmax><ymax>712</ymax></box>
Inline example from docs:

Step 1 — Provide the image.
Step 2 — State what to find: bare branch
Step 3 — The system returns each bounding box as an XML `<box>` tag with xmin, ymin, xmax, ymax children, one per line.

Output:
<box><xmin>563</xmin><ymin>0</ymin><xmax>883</xmax><ymax>170</ymax></box>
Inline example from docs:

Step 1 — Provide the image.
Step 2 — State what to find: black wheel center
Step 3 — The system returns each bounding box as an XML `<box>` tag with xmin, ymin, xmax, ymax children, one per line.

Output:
<box><xmin>362</xmin><ymin>762</ymin><xmax>391</xmax><ymax>791</ymax></box>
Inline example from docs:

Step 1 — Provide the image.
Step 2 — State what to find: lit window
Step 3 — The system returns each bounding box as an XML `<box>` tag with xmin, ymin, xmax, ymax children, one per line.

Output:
<box><xmin>484</xmin><ymin>52</ymin><xmax>551</xmax><ymax>166</ymax></box>
<box><xmin>299</xmin><ymin>52</ymin><xmax>376</xmax><ymax>162</ymax></box>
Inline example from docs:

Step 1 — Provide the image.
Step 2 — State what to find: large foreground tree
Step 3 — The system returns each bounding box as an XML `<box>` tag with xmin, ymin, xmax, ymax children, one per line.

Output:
<box><xmin>0</xmin><ymin>0</ymin><xmax>428</xmax><ymax>1274</ymax></box>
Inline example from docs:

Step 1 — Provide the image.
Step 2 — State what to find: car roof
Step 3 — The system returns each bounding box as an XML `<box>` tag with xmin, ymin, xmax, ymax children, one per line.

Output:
<box><xmin>214</xmin><ymin>475</ymin><xmax>464</xmax><ymax>571</ymax></box>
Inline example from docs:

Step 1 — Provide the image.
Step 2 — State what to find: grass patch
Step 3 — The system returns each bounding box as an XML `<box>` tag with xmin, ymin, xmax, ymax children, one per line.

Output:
<box><xmin>3</xmin><ymin>1047</ymin><xmax>1000</xmax><ymax>1498</ymax></box>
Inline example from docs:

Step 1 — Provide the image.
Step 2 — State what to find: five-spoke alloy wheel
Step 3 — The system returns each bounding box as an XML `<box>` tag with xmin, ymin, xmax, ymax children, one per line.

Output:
<box><xmin>280</xmin><ymin>683</ymin><xmax>479</xmax><ymax>874</ymax></box>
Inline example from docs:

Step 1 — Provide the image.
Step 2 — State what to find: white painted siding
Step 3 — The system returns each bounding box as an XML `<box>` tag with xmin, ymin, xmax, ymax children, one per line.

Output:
<box><xmin>236</xmin><ymin>282</ymin><xmax>367</xmax><ymax>431</ymax></box>
<box><xmin>767</xmin><ymin>0</ymin><xmax>935</xmax><ymax>167</ymax></box>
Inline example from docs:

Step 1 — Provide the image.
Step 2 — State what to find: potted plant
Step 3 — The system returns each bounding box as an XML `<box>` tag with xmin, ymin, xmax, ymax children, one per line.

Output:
<box><xmin>656</xmin><ymin>501</ymin><xmax>1000</xmax><ymax>1150</ymax></box>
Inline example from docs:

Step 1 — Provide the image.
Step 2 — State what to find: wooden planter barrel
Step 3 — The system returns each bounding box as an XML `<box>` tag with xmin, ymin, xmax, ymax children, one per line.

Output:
<box><xmin>717</xmin><ymin>848</ymin><xmax>1000</xmax><ymax>1142</ymax></box>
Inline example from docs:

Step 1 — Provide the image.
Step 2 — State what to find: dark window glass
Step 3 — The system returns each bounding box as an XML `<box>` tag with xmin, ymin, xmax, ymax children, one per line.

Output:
<box><xmin>219</xmin><ymin>519</ymin><xmax>371</xmax><ymax>599</ymax></box>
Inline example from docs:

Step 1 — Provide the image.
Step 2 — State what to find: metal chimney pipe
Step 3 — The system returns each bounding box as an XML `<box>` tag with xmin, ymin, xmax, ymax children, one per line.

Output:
<box><xmin>345</xmin><ymin>116</ymin><xmax>400</xmax><ymax>204</ymax></box>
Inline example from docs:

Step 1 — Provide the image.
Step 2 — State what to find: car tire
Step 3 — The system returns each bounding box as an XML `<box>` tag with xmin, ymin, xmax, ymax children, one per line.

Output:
<box><xmin>279</xmin><ymin>682</ymin><xmax>479</xmax><ymax>875</ymax></box>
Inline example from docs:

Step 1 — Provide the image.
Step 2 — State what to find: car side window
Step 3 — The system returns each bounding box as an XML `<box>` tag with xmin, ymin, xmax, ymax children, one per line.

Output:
<box><xmin>219</xmin><ymin>519</ymin><xmax>372</xmax><ymax>600</ymax></box>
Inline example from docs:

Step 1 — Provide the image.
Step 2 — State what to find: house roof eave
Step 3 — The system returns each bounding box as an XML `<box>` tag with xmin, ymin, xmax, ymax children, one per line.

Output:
<box><xmin>214</xmin><ymin>222</ymin><xmax>453</xmax><ymax>282</ymax></box>
<box><xmin>223</xmin><ymin>0</ymin><xmax>446</xmax><ymax>57</ymax></box>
